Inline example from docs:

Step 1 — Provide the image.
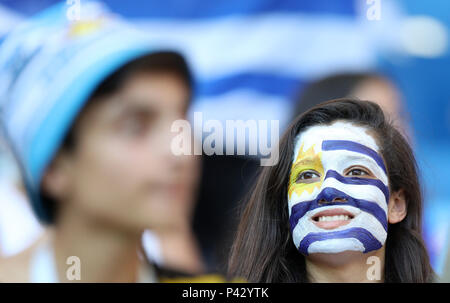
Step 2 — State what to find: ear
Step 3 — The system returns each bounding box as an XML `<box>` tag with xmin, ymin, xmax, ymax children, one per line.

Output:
<box><xmin>388</xmin><ymin>189</ymin><xmax>407</xmax><ymax>224</ymax></box>
<box><xmin>41</xmin><ymin>151</ymin><xmax>73</xmax><ymax>201</ymax></box>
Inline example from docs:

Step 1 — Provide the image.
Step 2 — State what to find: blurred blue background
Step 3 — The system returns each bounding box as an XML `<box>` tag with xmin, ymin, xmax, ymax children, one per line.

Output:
<box><xmin>0</xmin><ymin>0</ymin><xmax>448</xmax><ymax>274</ymax></box>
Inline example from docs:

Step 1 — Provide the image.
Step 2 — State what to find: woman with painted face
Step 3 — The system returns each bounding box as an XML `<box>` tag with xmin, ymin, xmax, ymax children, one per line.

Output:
<box><xmin>228</xmin><ymin>99</ymin><xmax>435</xmax><ymax>282</ymax></box>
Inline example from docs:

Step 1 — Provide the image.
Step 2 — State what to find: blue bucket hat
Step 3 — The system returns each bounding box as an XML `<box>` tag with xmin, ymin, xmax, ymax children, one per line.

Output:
<box><xmin>0</xmin><ymin>1</ymin><xmax>189</xmax><ymax>223</ymax></box>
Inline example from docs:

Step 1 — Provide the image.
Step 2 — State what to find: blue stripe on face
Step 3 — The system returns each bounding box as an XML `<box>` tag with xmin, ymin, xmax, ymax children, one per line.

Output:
<box><xmin>298</xmin><ymin>227</ymin><xmax>383</xmax><ymax>255</ymax></box>
<box><xmin>322</xmin><ymin>140</ymin><xmax>387</xmax><ymax>174</ymax></box>
<box><xmin>324</xmin><ymin>170</ymin><xmax>389</xmax><ymax>204</ymax></box>
<box><xmin>289</xmin><ymin>187</ymin><xmax>388</xmax><ymax>232</ymax></box>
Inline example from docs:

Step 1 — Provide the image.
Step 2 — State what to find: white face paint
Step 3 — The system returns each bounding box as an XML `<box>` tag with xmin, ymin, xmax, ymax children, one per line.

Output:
<box><xmin>288</xmin><ymin>121</ymin><xmax>389</xmax><ymax>255</ymax></box>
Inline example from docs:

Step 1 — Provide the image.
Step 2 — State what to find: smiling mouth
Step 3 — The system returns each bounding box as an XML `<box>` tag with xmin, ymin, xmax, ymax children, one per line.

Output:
<box><xmin>311</xmin><ymin>208</ymin><xmax>355</xmax><ymax>230</ymax></box>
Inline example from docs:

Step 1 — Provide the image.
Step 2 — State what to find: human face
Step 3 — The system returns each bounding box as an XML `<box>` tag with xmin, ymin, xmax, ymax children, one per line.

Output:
<box><xmin>288</xmin><ymin>121</ymin><xmax>389</xmax><ymax>255</ymax></box>
<box><xmin>48</xmin><ymin>71</ymin><xmax>199</xmax><ymax>233</ymax></box>
<box><xmin>350</xmin><ymin>77</ymin><xmax>409</xmax><ymax>138</ymax></box>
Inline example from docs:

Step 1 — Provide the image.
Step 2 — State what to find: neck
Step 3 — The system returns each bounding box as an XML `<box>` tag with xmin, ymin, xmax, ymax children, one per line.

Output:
<box><xmin>157</xmin><ymin>226</ymin><xmax>205</xmax><ymax>274</ymax></box>
<box><xmin>52</xmin><ymin>207</ymin><xmax>142</xmax><ymax>282</ymax></box>
<box><xmin>305</xmin><ymin>248</ymin><xmax>385</xmax><ymax>283</ymax></box>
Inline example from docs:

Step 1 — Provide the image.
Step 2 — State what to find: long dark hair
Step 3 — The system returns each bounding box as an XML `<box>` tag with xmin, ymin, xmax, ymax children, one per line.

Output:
<box><xmin>227</xmin><ymin>98</ymin><xmax>435</xmax><ymax>282</ymax></box>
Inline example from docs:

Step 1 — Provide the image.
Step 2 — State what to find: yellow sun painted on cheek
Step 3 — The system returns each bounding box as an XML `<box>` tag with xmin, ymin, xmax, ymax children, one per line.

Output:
<box><xmin>288</xmin><ymin>143</ymin><xmax>324</xmax><ymax>199</ymax></box>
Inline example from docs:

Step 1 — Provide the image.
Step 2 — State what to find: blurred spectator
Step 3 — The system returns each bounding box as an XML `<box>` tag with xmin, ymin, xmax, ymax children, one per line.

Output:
<box><xmin>0</xmin><ymin>1</ymin><xmax>204</xmax><ymax>282</ymax></box>
<box><xmin>294</xmin><ymin>72</ymin><xmax>412</xmax><ymax>139</ymax></box>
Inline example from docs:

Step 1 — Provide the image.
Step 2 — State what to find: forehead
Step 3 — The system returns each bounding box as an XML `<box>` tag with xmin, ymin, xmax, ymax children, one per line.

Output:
<box><xmin>292</xmin><ymin>121</ymin><xmax>379</xmax><ymax>162</ymax></box>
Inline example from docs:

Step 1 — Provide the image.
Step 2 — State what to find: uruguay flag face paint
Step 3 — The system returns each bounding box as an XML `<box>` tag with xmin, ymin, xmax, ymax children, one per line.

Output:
<box><xmin>288</xmin><ymin>121</ymin><xmax>389</xmax><ymax>255</ymax></box>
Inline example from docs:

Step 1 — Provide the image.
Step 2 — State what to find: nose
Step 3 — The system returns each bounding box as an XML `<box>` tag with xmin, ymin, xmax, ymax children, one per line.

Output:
<box><xmin>318</xmin><ymin>197</ymin><xmax>348</xmax><ymax>204</ymax></box>
<box><xmin>317</xmin><ymin>188</ymin><xmax>348</xmax><ymax>205</ymax></box>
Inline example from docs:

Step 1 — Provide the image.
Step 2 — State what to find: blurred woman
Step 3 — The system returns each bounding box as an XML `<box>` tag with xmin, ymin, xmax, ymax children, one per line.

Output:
<box><xmin>0</xmin><ymin>2</ymin><xmax>204</xmax><ymax>282</ymax></box>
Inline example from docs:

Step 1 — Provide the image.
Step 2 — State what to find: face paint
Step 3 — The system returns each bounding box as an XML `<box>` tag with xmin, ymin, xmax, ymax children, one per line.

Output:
<box><xmin>288</xmin><ymin>121</ymin><xmax>389</xmax><ymax>255</ymax></box>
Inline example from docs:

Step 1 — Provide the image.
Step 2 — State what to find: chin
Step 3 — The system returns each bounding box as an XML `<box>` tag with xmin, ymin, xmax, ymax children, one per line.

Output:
<box><xmin>307</xmin><ymin>250</ymin><xmax>368</xmax><ymax>266</ymax></box>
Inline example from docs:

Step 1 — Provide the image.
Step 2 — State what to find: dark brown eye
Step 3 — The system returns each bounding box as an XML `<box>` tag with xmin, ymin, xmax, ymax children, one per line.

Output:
<box><xmin>296</xmin><ymin>170</ymin><xmax>320</xmax><ymax>183</ymax></box>
<box><xmin>122</xmin><ymin>119</ymin><xmax>145</xmax><ymax>135</ymax></box>
<box><xmin>116</xmin><ymin>106</ymin><xmax>156</xmax><ymax>138</ymax></box>
<box><xmin>347</xmin><ymin>168</ymin><xmax>369</xmax><ymax>176</ymax></box>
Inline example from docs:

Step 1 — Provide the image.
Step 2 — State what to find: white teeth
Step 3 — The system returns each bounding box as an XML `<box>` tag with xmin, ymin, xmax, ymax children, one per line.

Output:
<box><xmin>317</xmin><ymin>215</ymin><xmax>350</xmax><ymax>222</ymax></box>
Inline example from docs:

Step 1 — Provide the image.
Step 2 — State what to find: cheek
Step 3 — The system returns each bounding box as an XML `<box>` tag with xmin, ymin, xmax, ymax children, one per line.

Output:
<box><xmin>71</xmin><ymin>136</ymin><xmax>157</xmax><ymax>205</ymax></box>
<box><xmin>102</xmin><ymin>141</ymin><xmax>154</xmax><ymax>181</ymax></box>
<box><xmin>288</xmin><ymin>182</ymin><xmax>322</xmax><ymax>204</ymax></box>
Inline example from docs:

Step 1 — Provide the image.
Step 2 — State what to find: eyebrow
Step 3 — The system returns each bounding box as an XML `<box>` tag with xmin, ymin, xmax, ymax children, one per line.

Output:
<box><xmin>118</xmin><ymin>96</ymin><xmax>189</xmax><ymax>117</ymax></box>
<box><xmin>114</xmin><ymin>100</ymin><xmax>158</xmax><ymax>117</ymax></box>
<box><xmin>296</xmin><ymin>158</ymin><xmax>315</xmax><ymax>164</ymax></box>
<box><xmin>293</xmin><ymin>157</ymin><xmax>320</xmax><ymax>168</ymax></box>
<box><xmin>322</xmin><ymin>140</ymin><xmax>387</xmax><ymax>173</ymax></box>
